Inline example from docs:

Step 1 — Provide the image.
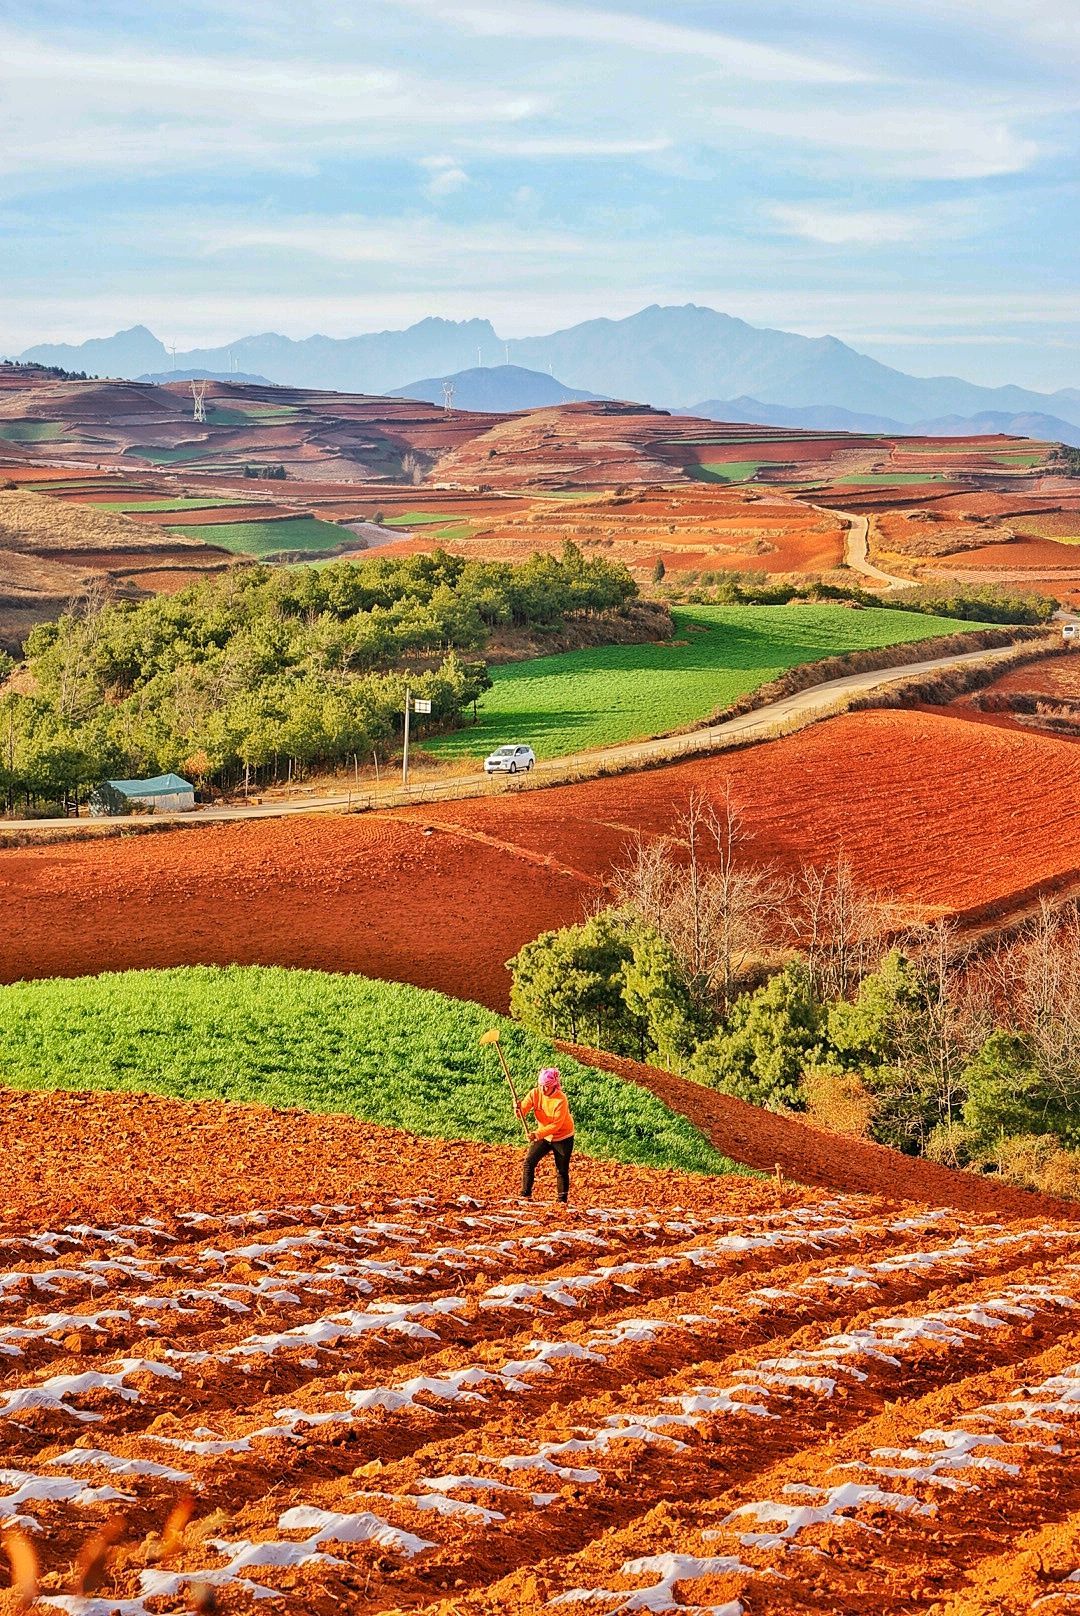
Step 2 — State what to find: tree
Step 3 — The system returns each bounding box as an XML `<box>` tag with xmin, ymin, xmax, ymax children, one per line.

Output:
<box><xmin>690</xmin><ymin>961</ymin><xmax>822</xmax><ymax>1110</ymax></box>
<box><xmin>794</xmin><ymin>855</ymin><xmax>897</xmax><ymax>1001</ymax></box>
<box><xmin>652</xmin><ymin>557</ymin><xmax>666</xmax><ymax>584</ymax></box>
<box><xmin>509</xmin><ymin>913</ymin><xmax>700</xmax><ymax>1064</ymax></box>
<box><xmin>612</xmin><ymin>792</ymin><xmax>786</xmax><ymax>1013</ymax></box>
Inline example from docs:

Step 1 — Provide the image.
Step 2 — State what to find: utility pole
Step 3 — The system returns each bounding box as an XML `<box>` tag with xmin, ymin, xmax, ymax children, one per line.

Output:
<box><xmin>402</xmin><ymin>686</ymin><xmax>411</xmax><ymax>788</ymax></box>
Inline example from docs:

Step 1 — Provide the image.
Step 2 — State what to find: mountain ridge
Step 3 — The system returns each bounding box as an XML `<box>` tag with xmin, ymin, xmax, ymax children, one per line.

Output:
<box><xmin>18</xmin><ymin>305</ymin><xmax>1080</xmax><ymax>429</ymax></box>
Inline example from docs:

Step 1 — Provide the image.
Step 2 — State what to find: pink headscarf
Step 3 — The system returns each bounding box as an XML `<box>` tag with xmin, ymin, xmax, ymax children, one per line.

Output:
<box><xmin>539</xmin><ymin>1067</ymin><xmax>561</xmax><ymax>1094</ymax></box>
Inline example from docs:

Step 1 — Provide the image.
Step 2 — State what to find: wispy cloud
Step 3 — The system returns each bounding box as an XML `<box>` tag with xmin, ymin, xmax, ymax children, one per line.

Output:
<box><xmin>768</xmin><ymin>201</ymin><xmax>978</xmax><ymax>246</ymax></box>
<box><xmin>390</xmin><ymin>0</ymin><xmax>869</xmax><ymax>83</ymax></box>
<box><xmin>420</xmin><ymin>156</ymin><xmax>469</xmax><ymax>199</ymax></box>
<box><xmin>704</xmin><ymin>98</ymin><xmax>1041</xmax><ymax>180</ymax></box>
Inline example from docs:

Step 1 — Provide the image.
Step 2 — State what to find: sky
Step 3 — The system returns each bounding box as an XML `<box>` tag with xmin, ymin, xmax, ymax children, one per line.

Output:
<box><xmin>1</xmin><ymin>0</ymin><xmax>1077</xmax><ymax>391</ymax></box>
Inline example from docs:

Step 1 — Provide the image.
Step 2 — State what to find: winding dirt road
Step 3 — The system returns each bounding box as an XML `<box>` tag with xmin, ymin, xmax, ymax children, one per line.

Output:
<box><xmin>2</xmin><ymin>637</ymin><xmax>1040</xmax><ymax>836</ymax></box>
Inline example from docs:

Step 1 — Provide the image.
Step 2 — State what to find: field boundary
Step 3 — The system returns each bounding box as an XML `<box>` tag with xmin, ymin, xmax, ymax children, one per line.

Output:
<box><xmin>560</xmin><ymin>1041</ymin><xmax>1075</xmax><ymax>1217</ymax></box>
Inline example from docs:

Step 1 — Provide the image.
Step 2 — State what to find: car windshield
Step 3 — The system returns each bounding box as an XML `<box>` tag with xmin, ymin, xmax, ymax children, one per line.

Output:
<box><xmin>494</xmin><ymin>746</ymin><xmax>517</xmax><ymax>756</ymax></box>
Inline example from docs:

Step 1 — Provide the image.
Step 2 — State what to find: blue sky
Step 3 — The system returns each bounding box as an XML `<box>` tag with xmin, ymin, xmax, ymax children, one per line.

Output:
<box><xmin>2</xmin><ymin>0</ymin><xmax>1077</xmax><ymax>389</ymax></box>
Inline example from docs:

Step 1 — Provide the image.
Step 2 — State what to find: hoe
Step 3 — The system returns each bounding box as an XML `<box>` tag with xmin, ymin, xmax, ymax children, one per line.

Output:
<box><xmin>479</xmin><ymin>1028</ymin><xmax>532</xmax><ymax>1141</ymax></box>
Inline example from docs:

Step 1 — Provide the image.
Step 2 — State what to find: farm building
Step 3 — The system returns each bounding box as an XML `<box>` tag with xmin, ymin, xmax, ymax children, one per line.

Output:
<box><xmin>93</xmin><ymin>773</ymin><xmax>196</xmax><ymax>815</ymax></box>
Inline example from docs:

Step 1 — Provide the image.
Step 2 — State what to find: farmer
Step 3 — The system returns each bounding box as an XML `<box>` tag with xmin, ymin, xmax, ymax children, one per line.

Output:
<box><xmin>518</xmin><ymin>1067</ymin><xmax>575</xmax><ymax>1203</ymax></box>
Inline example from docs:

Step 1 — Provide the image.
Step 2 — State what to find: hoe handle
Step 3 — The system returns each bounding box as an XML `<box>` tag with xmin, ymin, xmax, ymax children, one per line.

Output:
<box><xmin>494</xmin><ymin>1042</ymin><xmax>532</xmax><ymax>1141</ymax></box>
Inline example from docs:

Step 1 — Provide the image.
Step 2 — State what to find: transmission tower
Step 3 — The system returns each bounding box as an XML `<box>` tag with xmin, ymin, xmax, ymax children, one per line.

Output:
<box><xmin>191</xmin><ymin>378</ymin><xmax>208</xmax><ymax>423</ymax></box>
<box><xmin>442</xmin><ymin>380</ymin><xmax>455</xmax><ymax>415</ymax></box>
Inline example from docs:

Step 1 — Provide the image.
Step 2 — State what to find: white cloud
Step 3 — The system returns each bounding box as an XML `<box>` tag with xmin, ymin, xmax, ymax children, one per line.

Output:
<box><xmin>701</xmin><ymin>97</ymin><xmax>1041</xmax><ymax>180</ymax></box>
<box><xmin>390</xmin><ymin>0</ymin><xmax>869</xmax><ymax>83</ymax></box>
<box><xmin>466</xmin><ymin>135</ymin><xmax>673</xmax><ymax>158</ymax></box>
<box><xmin>768</xmin><ymin>201</ymin><xmax>977</xmax><ymax>246</ymax></box>
<box><xmin>420</xmin><ymin>156</ymin><xmax>469</xmax><ymax>198</ymax></box>
<box><xmin>0</xmin><ymin>25</ymin><xmax>540</xmax><ymax>182</ymax></box>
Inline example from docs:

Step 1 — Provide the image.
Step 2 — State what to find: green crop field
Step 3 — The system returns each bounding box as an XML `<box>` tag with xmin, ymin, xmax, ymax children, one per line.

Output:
<box><xmin>95</xmin><ymin>496</ymin><xmax>234</xmax><ymax>513</ymax></box>
<box><xmin>235</xmin><ymin>403</ymin><xmax>300</xmax><ymax>421</ymax></box>
<box><xmin>0</xmin><ymin>420</ymin><xmax>64</xmax><ymax>442</ymax></box>
<box><xmin>0</xmin><ymin>966</ymin><xmax>739</xmax><ymax>1176</ymax></box>
<box><xmin>384</xmin><ymin>510</ymin><xmax>466</xmax><ymax>526</ymax></box>
<box><xmin>426</xmin><ymin>602</ymin><xmax>989</xmax><ymax>761</ymax></box>
<box><xmin>166</xmin><ymin>516</ymin><xmax>348</xmax><ymax>556</ymax></box>
<box><xmin>687</xmin><ymin>459</ymin><xmax>772</xmax><ymax>483</ymax></box>
<box><xmin>124</xmin><ymin>443</ymin><xmax>223</xmax><ymax>464</ymax></box>
<box><xmin>988</xmin><ymin>451</ymin><xmax>1046</xmax><ymax>468</ymax></box>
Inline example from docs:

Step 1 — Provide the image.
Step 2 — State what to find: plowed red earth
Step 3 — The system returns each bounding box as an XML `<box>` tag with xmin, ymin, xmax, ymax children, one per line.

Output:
<box><xmin>0</xmin><ymin>1082</ymin><xmax>1077</xmax><ymax>1616</ymax></box>
<box><xmin>983</xmin><ymin>652</ymin><xmax>1080</xmax><ymax>698</ymax></box>
<box><xmin>6</xmin><ymin>712</ymin><xmax>1080</xmax><ymax>1009</ymax></box>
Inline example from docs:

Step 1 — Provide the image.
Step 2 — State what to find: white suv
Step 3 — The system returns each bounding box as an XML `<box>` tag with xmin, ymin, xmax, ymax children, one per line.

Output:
<box><xmin>484</xmin><ymin>744</ymin><xmax>536</xmax><ymax>775</ymax></box>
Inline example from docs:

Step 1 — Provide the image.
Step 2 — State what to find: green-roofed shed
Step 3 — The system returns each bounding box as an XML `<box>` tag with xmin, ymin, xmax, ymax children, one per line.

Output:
<box><xmin>93</xmin><ymin>773</ymin><xmax>196</xmax><ymax>815</ymax></box>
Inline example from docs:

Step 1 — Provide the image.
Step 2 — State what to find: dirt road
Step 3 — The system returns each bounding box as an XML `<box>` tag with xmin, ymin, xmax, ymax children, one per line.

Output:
<box><xmin>834</xmin><ymin>506</ymin><xmax>916</xmax><ymax>590</ymax></box>
<box><xmin>1</xmin><ymin>638</ymin><xmax>1038</xmax><ymax>836</ymax></box>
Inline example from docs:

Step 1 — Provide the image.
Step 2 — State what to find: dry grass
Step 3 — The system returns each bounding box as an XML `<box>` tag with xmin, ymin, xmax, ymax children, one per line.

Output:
<box><xmin>995</xmin><ymin>1134</ymin><xmax>1080</xmax><ymax>1200</ymax></box>
<box><xmin>802</xmin><ymin>1065</ymin><xmax>877</xmax><ymax>1139</ymax></box>
<box><xmin>0</xmin><ymin>489</ymin><xmax>206</xmax><ymax>555</ymax></box>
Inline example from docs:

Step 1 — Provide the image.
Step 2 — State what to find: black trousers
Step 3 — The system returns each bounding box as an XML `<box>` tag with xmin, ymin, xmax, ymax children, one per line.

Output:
<box><xmin>521</xmin><ymin>1135</ymin><xmax>574</xmax><ymax>1202</ymax></box>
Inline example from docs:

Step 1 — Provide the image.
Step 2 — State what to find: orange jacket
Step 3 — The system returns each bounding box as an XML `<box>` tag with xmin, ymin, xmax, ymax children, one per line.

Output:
<box><xmin>521</xmin><ymin>1086</ymin><xmax>574</xmax><ymax>1141</ymax></box>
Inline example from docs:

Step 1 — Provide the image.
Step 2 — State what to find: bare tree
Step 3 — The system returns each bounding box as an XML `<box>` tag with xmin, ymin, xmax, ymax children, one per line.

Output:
<box><xmin>400</xmin><ymin>452</ymin><xmax>425</xmax><ymax>486</ymax></box>
<box><xmin>991</xmin><ymin>900</ymin><xmax>1080</xmax><ymax>1102</ymax></box>
<box><xmin>794</xmin><ymin>854</ymin><xmax>903</xmax><ymax>1000</ymax></box>
<box><xmin>611</xmin><ymin>790</ymin><xmax>787</xmax><ymax>1011</ymax></box>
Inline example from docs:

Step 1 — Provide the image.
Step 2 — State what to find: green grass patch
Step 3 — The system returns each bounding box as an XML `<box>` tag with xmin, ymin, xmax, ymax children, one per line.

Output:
<box><xmin>237</xmin><ymin>404</ymin><xmax>300</xmax><ymax>421</ymax></box>
<box><xmin>0</xmin><ymin>420</ymin><xmax>65</xmax><ymax>443</ymax></box>
<box><xmin>686</xmin><ymin>460</ymin><xmax>771</xmax><ymax>484</ymax></box>
<box><xmin>171</xmin><ymin>516</ymin><xmax>347</xmax><ymax>557</ymax></box>
<box><xmin>24</xmin><ymin>479</ymin><xmax>121</xmax><ymax>493</ymax></box>
<box><xmin>124</xmin><ymin>443</ymin><xmax>222</xmax><ymax>465</ymax></box>
<box><xmin>383</xmin><ymin>510</ymin><xmax>466</xmax><ymax>527</ymax></box>
<box><xmin>94</xmin><ymin>497</ymin><xmax>234</xmax><ymax>514</ymax></box>
<box><xmin>0</xmin><ymin>965</ymin><xmax>739</xmax><ymax>1176</ymax></box>
<box><xmin>426</xmin><ymin>603</ymin><xmax>990</xmax><ymax>760</ymax></box>
<box><xmin>987</xmin><ymin>451</ymin><xmax>1046</xmax><ymax>468</ymax></box>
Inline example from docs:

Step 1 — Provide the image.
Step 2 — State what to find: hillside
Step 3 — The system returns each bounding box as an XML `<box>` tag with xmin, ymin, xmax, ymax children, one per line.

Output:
<box><xmin>391</xmin><ymin>363</ymin><xmax>602</xmax><ymax>411</ymax></box>
<box><xmin>0</xmin><ymin>487</ymin><xmax>233</xmax><ymax>650</ymax></box>
<box><xmin>21</xmin><ymin>306</ymin><xmax>1080</xmax><ymax>426</ymax></box>
<box><xmin>688</xmin><ymin>395</ymin><xmax>1080</xmax><ymax>447</ymax></box>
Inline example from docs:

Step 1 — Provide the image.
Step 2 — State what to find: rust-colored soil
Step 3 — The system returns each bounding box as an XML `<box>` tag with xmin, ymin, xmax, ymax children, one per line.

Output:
<box><xmin>5</xmin><ymin>711</ymin><xmax>1080</xmax><ymax>1007</ymax></box>
<box><xmin>0</xmin><ymin>1081</ymin><xmax>1077</xmax><ymax>1615</ymax></box>
<box><xmin>982</xmin><ymin>650</ymin><xmax>1080</xmax><ymax>699</ymax></box>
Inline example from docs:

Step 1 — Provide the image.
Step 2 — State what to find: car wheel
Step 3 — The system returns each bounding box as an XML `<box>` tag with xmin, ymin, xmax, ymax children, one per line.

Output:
<box><xmin>509</xmin><ymin>762</ymin><xmax>517</xmax><ymax>774</ymax></box>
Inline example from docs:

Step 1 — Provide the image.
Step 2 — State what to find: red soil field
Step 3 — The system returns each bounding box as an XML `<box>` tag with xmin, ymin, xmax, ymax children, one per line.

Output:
<box><xmin>5</xmin><ymin>711</ymin><xmax>1080</xmax><ymax>1009</ymax></box>
<box><xmin>422</xmin><ymin>485</ymin><xmax>846</xmax><ymax>577</ymax></box>
<box><xmin>0</xmin><ymin>1080</ymin><xmax>1076</xmax><ymax>1615</ymax></box>
<box><xmin>924</xmin><ymin>536</ymin><xmax>1080</xmax><ymax>572</ymax></box>
<box><xmin>674</xmin><ymin>437</ymin><xmax>857</xmax><ymax>466</ymax></box>
<box><xmin>982</xmin><ymin>650</ymin><xmax>1080</xmax><ymax>699</ymax></box>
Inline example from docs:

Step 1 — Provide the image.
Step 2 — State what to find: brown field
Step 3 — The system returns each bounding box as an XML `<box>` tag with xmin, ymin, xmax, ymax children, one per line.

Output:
<box><xmin>0</xmin><ymin>489</ymin><xmax>238</xmax><ymax>645</ymax></box>
<box><xmin>981</xmin><ymin>650</ymin><xmax>1080</xmax><ymax>699</ymax></box>
<box><xmin>0</xmin><ymin>1074</ymin><xmax>1077</xmax><ymax>1615</ymax></box>
<box><xmin>5</xmin><ymin>709</ymin><xmax>1080</xmax><ymax>1007</ymax></box>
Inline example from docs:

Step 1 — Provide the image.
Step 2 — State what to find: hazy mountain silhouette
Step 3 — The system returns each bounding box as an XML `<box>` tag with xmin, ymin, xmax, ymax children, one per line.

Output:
<box><xmin>20</xmin><ymin>306</ymin><xmax>1080</xmax><ymax>429</ymax></box>
<box><xmin>390</xmin><ymin>364</ymin><xmax>602</xmax><ymax>411</ymax></box>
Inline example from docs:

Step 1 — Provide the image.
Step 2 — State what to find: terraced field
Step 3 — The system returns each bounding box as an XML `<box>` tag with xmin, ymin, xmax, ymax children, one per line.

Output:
<box><xmin>1</xmin><ymin>1139</ymin><xmax>1077</xmax><ymax>1615</ymax></box>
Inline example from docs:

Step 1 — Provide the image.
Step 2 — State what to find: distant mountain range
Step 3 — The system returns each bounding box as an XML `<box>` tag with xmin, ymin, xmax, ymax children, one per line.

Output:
<box><xmin>683</xmin><ymin>396</ymin><xmax>1080</xmax><ymax>449</ymax></box>
<box><xmin>391</xmin><ymin>364</ymin><xmax>601</xmax><ymax>412</ymax></box>
<box><xmin>20</xmin><ymin>305</ymin><xmax>1080</xmax><ymax>433</ymax></box>
<box><xmin>138</xmin><ymin>368</ymin><xmax>273</xmax><ymax>386</ymax></box>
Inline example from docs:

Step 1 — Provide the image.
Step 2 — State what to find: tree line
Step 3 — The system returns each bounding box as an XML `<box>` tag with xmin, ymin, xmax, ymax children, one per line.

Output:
<box><xmin>1</xmin><ymin>544</ymin><xmax>636</xmax><ymax>811</ymax></box>
<box><xmin>509</xmin><ymin>796</ymin><xmax>1080</xmax><ymax>1196</ymax></box>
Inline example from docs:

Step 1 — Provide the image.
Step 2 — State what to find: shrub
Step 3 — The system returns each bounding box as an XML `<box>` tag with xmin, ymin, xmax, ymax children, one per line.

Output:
<box><xmin>802</xmin><ymin>1063</ymin><xmax>876</xmax><ymax>1138</ymax></box>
